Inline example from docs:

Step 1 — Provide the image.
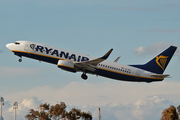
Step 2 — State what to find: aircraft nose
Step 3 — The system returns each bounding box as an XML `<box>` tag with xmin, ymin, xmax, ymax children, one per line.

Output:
<box><xmin>6</xmin><ymin>43</ymin><xmax>13</xmax><ymax>50</ymax></box>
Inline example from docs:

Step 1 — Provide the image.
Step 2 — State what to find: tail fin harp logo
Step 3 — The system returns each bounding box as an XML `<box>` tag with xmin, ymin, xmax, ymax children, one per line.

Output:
<box><xmin>156</xmin><ymin>55</ymin><xmax>168</xmax><ymax>71</ymax></box>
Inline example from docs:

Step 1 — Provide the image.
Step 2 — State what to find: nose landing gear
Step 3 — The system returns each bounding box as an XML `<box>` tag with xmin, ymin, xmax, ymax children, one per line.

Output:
<box><xmin>81</xmin><ymin>73</ymin><xmax>88</xmax><ymax>80</ymax></box>
<box><xmin>19</xmin><ymin>57</ymin><xmax>22</xmax><ymax>62</ymax></box>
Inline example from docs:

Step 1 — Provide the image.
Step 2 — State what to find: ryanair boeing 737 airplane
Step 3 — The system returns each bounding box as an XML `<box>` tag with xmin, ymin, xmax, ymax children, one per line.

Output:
<box><xmin>6</xmin><ymin>41</ymin><xmax>177</xmax><ymax>83</ymax></box>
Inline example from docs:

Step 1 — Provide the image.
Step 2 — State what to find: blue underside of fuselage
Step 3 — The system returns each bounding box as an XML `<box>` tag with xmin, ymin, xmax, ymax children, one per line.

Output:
<box><xmin>95</xmin><ymin>69</ymin><xmax>162</xmax><ymax>82</ymax></box>
<box><xmin>14</xmin><ymin>51</ymin><xmax>162</xmax><ymax>82</ymax></box>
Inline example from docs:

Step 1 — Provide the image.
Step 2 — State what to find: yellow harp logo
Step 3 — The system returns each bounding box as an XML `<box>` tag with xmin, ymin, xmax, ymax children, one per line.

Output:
<box><xmin>156</xmin><ymin>55</ymin><xmax>168</xmax><ymax>71</ymax></box>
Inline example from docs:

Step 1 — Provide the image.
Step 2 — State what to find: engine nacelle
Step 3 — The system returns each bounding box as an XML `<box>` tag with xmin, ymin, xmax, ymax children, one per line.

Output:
<box><xmin>57</xmin><ymin>60</ymin><xmax>76</xmax><ymax>73</ymax></box>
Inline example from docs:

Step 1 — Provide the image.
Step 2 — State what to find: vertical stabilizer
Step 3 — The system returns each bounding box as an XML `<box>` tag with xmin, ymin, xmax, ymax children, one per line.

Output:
<box><xmin>130</xmin><ymin>46</ymin><xmax>177</xmax><ymax>74</ymax></box>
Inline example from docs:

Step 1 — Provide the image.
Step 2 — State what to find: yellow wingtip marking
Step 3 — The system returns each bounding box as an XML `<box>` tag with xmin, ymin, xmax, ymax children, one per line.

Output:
<box><xmin>104</xmin><ymin>49</ymin><xmax>113</xmax><ymax>57</ymax></box>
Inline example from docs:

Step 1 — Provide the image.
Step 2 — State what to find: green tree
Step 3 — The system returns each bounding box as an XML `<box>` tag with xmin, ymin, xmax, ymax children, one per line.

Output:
<box><xmin>25</xmin><ymin>102</ymin><xmax>92</xmax><ymax>120</ymax></box>
<box><xmin>25</xmin><ymin>103</ymin><xmax>51</xmax><ymax>120</ymax></box>
<box><xmin>25</xmin><ymin>108</ymin><xmax>51</xmax><ymax>120</ymax></box>
<box><xmin>161</xmin><ymin>105</ymin><xmax>178</xmax><ymax>120</ymax></box>
<box><xmin>81</xmin><ymin>111</ymin><xmax>92</xmax><ymax>120</ymax></box>
<box><xmin>65</xmin><ymin>108</ymin><xmax>92</xmax><ymax>120</ymax></box>
<box><xmin>65</xmin><ymin>108</ymin><xmax>81</xmax><ymax>120</ymax></box>
<box><xmin>49</xmin><ymin>102</ymin><xmax>67</xmax><ymax>120</ymax></box>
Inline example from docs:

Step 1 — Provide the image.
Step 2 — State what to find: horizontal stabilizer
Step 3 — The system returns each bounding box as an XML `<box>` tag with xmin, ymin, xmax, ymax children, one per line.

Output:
<box><xmin>150</xmin><ymin>74</ymin><xmax>169</xmax><ymax>78</ymax></box>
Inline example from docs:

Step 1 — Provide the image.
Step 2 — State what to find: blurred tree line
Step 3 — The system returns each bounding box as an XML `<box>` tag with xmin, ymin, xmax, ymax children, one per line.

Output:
<box><xmin>25</xmin><ymin>102</ymin><xmax>92</xmax><ymax>120</ymax></box>
<box><xmin>161</xmin><ymin>105</ymin><xmax>180</xmax><ymax>120</ymax></box>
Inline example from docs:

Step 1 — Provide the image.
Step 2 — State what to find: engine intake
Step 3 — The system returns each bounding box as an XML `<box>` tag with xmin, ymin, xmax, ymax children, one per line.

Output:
<box><xmin>57</xmin><ymin>60</ymin><xmax>76</xmax><ymax>73</ymax></box>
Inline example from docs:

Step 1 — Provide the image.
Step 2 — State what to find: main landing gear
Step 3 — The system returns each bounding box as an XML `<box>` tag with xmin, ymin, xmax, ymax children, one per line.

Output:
<box><xmin>81</xmin><ymin>73</ymin><xmax>88</xmax><ymax>80</ymax></box>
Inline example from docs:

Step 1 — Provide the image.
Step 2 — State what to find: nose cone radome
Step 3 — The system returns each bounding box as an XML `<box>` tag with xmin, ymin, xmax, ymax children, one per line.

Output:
<box><xmin>6</xmin><ymin>43</ymin><xmax>13</xmax><ymax>50</ymax></box>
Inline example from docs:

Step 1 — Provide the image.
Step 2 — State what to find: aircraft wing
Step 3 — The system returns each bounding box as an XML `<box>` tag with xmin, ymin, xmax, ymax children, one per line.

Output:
<box><xmin>75</xmin><ymin>49</ymin><xmax>113</xmax><ymax>72</ymax></box>
<box><xmin>150</xmin><ymin>74</ymin><xmax>169</xmax><ymax>78</ymax></box>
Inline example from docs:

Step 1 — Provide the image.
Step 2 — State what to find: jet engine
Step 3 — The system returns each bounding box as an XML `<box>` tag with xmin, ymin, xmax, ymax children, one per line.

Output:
<box><xmin>57</xmin><ymin>60</ymin><xmax>76</xmax><ymax>73</ymax></box>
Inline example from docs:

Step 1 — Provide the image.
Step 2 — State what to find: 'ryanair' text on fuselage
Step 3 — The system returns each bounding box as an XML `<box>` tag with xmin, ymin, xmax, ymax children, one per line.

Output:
<box><xmin>30</xmin><ymin>44</ymin><xmax>89</xmax><ymax>62</ymax></box>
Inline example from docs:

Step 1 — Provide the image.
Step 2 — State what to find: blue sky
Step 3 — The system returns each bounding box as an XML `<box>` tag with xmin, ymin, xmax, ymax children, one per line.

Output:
<box><xmin>0</xmin><ymin>0</ymin><xmax>180</xmax><ymax>120</ymax></box>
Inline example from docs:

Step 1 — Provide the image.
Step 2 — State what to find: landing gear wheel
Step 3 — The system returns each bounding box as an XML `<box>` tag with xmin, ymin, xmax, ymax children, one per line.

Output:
<box><xmin>81</xmin><ymin>73</ymin><xmax>88</xmax><ymax>80</ymax></box>
<box><xmin>19</xmin><ymin>58</ymin><xmax>22</xmax><ymax>62</ymax></box>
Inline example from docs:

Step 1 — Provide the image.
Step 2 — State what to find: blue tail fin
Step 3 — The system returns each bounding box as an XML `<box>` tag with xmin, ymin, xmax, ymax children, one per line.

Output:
<box><xmin>130</xmin><ymin>46</ymin><xmax>177</xmax><ymax>74</ymax></box>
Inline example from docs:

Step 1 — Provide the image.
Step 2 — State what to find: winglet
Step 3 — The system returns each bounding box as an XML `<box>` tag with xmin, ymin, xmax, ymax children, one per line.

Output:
<box><xmin>101</xmin><ymin>49</ymin><xmax>113</xmax><ymax>59</ymax></box>
<box><xmin>114</xmin><ymin>56</ymin><xmax>121</xmax><ymax>62</ymax></box>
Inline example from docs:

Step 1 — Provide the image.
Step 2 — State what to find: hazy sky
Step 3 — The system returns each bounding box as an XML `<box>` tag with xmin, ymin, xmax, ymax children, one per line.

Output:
<box><xmin>1</xmin><ymin>0</ymin><xmax>180</xmax><ymax>120</ymax></box>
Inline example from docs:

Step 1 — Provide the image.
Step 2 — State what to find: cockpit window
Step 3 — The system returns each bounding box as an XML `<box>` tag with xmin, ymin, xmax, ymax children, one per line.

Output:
<box><xmin>14</xmin><ymin>42</ymin><xmax>20</xmax><ymax>45</ymax></box>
